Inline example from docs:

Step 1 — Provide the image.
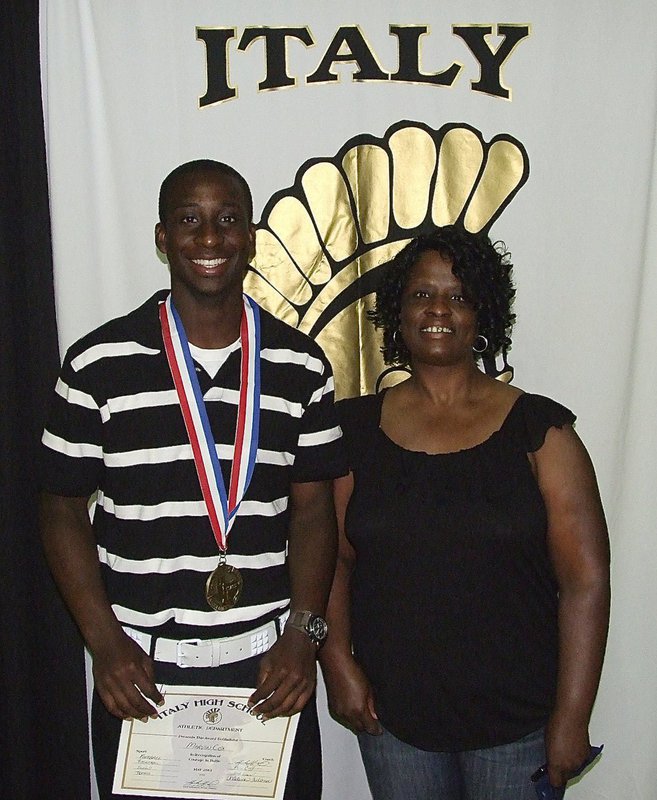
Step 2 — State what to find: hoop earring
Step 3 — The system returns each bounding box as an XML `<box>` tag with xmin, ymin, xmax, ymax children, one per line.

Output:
<box><xmin>393</xmin><ymin>329</ymin><xmax>403</xmax><ymax>346</ymax></box>
<box><xmin>473</xmin><ymin>334</ymin><xmax>489</xmax><ymax>354</ymax></box>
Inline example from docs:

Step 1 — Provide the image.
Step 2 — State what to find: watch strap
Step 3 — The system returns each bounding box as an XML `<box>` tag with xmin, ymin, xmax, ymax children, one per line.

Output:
<box><xmin>288</xmin><ymin>610</ymin><xmax>313</xmax><ymax>629</ymax></box>
<box><xmin>286</xmin><ymin>610</ymin><xmax>328</xmax><ymax>645</ymax></box>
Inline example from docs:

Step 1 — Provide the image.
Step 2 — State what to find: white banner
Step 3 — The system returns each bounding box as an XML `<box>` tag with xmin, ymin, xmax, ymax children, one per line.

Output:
<box><xmin>41</xmin><ymin>2</ymin><xmax>657</xmax><ymax>797</ymax></box>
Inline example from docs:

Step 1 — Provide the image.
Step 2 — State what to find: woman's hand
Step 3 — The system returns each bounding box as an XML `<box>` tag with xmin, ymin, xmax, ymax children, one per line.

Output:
<box><xmin>323</xmin><ymin>654</ymin><xmax>382</xmax><ymax>735</ymax></box>
<box><xmin>545</xmin><ymin>711</ymin><xmax>591</xmax><ymax>787</ymax></box>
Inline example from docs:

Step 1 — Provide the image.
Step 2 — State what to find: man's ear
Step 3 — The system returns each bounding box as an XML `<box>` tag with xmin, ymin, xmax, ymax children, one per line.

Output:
<box><xmin>155</xmin><ymin>222</ymin><xmax>167</xmax><ymax>255</ymax></box>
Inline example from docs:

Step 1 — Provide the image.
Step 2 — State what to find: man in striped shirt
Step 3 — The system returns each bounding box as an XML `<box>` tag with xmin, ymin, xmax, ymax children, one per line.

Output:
<box><xmin>40</xmin><ymin>160</ymin><xmax>347</xmax><ymax>799</ymax></box>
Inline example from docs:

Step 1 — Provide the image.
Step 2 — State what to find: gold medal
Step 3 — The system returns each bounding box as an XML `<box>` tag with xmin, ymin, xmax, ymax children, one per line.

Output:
<box><xmin>205</xmin><ymin>562</ymin><xmax>243</xmax><ymax>611</ymax></box>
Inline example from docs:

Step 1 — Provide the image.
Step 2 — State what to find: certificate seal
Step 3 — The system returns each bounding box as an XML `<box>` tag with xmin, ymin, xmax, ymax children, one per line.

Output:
<box><xmin>203</xmin><ymin>708</ymin><xmax>223</xmax><ymax>725</ymax></box>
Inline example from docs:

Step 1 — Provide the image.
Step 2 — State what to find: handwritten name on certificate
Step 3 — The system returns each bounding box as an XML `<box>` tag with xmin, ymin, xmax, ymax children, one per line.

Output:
<box><xmin>112</xmin><ymin>686</ymin><xmax>300</xmax><ymax>799</ymax></box>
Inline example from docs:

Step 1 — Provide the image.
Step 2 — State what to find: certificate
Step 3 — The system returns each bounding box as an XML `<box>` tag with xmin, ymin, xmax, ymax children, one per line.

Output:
<box><xmin>112</xmin><ymin>686</ymin><xmax>300</xmax><ymax>799</ymax></box>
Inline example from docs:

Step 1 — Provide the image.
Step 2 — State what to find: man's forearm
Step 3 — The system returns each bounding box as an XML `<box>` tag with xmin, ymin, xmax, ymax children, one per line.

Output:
<box><xmin>286</xmin><ymin>480</ymin><xmax>338</xmax><ymax>615</ymax></box>
<box><xmin>40</xmin><ymin>492</ymin><xmax>164</xmax><ymax>719</ymax></box>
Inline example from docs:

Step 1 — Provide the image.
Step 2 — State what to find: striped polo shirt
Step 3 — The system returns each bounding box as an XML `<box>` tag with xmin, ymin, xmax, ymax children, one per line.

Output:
<box><xmin>41</xmin><ymin>291</ymin><xmax>348</xmax><ymax>641</ymax></box>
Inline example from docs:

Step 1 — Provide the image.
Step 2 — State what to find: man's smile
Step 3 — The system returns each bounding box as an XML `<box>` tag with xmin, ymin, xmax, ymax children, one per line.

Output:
<box><xmin>190</xmin><ymin>257</ymin><xmax>228</xmax><ymax>268</ymax></box>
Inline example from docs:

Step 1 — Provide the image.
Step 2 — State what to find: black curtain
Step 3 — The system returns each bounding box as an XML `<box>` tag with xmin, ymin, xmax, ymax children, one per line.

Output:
<box><xmin>1</xmin><ymin>1</ymin><xmax>90</xmax><ymax>796</ymax></box>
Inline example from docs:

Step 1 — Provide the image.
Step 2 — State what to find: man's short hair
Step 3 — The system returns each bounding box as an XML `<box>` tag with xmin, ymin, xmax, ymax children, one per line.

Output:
<box><xmin>158</xmin><ymin>159</ymin><xmax>254</xmax><ymax>223</ymax></box>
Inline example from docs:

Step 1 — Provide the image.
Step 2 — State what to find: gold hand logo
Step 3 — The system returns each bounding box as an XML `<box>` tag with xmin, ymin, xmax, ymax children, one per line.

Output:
<box><xmin>245</xmin><ymin>120</ymin><xmax>528</xmax><ymax>398</ymax></box>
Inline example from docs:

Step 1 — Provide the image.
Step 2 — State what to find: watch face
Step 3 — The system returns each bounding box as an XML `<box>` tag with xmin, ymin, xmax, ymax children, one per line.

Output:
<box><xmin>308</xmin><ymin>615</ymin><xmax>328</xmax><ymax>642</ymax></box>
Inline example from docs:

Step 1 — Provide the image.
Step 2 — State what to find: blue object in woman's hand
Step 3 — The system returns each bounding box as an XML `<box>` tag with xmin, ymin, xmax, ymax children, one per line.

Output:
<box><xmin>531</xmin><ymin>744</ymin><xmax>603</xmax><ymax>799</ymax></box>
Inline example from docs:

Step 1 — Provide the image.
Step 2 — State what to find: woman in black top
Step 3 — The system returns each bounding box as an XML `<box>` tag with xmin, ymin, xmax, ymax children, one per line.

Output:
<box><xmin>319</xmin><ymin>226</ymin><xmax>610</xmax><ymax>799</ymax></box>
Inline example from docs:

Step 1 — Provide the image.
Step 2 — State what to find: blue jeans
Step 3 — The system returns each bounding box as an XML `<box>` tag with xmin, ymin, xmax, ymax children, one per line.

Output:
<box><xmin>358</xmin><ymin>725</ymin><xmax>546</xmax><ymax>800</ymax></box>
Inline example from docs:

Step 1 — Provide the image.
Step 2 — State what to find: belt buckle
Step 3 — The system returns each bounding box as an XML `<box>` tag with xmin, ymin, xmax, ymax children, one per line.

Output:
<box><xmin>176</xmin><ymin>638</ymin><xmax>203</xmax><ymax>668</ymax></box>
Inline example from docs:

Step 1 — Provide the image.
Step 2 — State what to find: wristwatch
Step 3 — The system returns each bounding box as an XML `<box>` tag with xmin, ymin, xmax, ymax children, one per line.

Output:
<box><xmin>286</xmin><ymin>610</ymin><xmax>328</xmax><ymax>647</ymax></box>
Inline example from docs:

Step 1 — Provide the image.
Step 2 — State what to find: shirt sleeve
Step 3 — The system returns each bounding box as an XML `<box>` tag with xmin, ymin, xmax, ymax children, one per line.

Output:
<box><xmin>521</xmin><ymin>394</ymin><xmax>577</xmax><ymax>453</ymax></box>
<box><xmin>39</xmin><ymin>344</ymin><xmax>105</xmax><ymax>497</ymax></box>
<box><xmin>290</xmin><ymin>352</ymin><xmax>349</xmax><ymax>483</ymax></box>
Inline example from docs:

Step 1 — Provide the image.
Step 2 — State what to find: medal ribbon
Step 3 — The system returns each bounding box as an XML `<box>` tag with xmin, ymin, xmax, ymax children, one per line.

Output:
<box><xmin>159</xmin><ymin>294</ymin><xmax>261</xmax><ymax>552</ymax></box>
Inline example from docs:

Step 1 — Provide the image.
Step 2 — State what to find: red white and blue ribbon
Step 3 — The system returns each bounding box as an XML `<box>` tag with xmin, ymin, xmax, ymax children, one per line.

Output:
<box><xmin>159</xmin><ymin>293</ymin><xmax>261</xmax><ymax>552</ymax></box>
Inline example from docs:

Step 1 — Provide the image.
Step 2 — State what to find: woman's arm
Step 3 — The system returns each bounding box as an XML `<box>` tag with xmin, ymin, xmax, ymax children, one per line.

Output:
<box><xmin>318</xmin><ymin>472</ymin><xmax>382</xmax><ymax>735</ymax></box>
<box><xmin>533</xmin><ymin>425</ymin><xmax>611</xmax><ymax>787</ymax></box>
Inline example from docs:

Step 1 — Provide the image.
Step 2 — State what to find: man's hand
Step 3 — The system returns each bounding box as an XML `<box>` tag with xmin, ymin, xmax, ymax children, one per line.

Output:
<box><xmin>92</xmin><ymin>629</ymin><xmax>164</xmax><ymax>721</ymax></box>
<box><xmin>247</xmin><ymin>628</ymin><xmax>317</xmax><ymax>719</ymax></box>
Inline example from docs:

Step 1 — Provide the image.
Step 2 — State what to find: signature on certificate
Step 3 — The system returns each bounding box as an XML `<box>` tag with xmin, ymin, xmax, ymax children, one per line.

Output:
<box><xmin>183</xmin><ymin>778</ymin><xmax>222</xmax><ymax>790</ymax></box>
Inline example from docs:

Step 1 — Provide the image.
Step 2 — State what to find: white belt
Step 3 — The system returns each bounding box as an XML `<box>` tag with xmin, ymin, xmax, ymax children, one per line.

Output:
<box><xmin>124</xmin><ymin>611</ymin><xmax>289</xmax><ymax>669</ymax></box>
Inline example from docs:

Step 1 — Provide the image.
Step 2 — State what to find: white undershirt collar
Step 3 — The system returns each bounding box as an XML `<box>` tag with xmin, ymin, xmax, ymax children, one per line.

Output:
<box><xmin>188</xmin><ymin>339</ymin><xmax>240</xmax><ymax>379</ymax></box>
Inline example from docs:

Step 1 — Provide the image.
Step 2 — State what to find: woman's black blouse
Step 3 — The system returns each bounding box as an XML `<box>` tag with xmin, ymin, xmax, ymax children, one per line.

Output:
<box><xmin>338</xmin><ymin>391</ymin><xmax>576</xmax><ymax>752</ymax></box>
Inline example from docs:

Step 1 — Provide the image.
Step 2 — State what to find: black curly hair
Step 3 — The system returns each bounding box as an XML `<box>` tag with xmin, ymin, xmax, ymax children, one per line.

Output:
<box><xmin>369</xmin><ymin>225</ymin><xmax>515</xmax><ymax>367</ymax></box>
